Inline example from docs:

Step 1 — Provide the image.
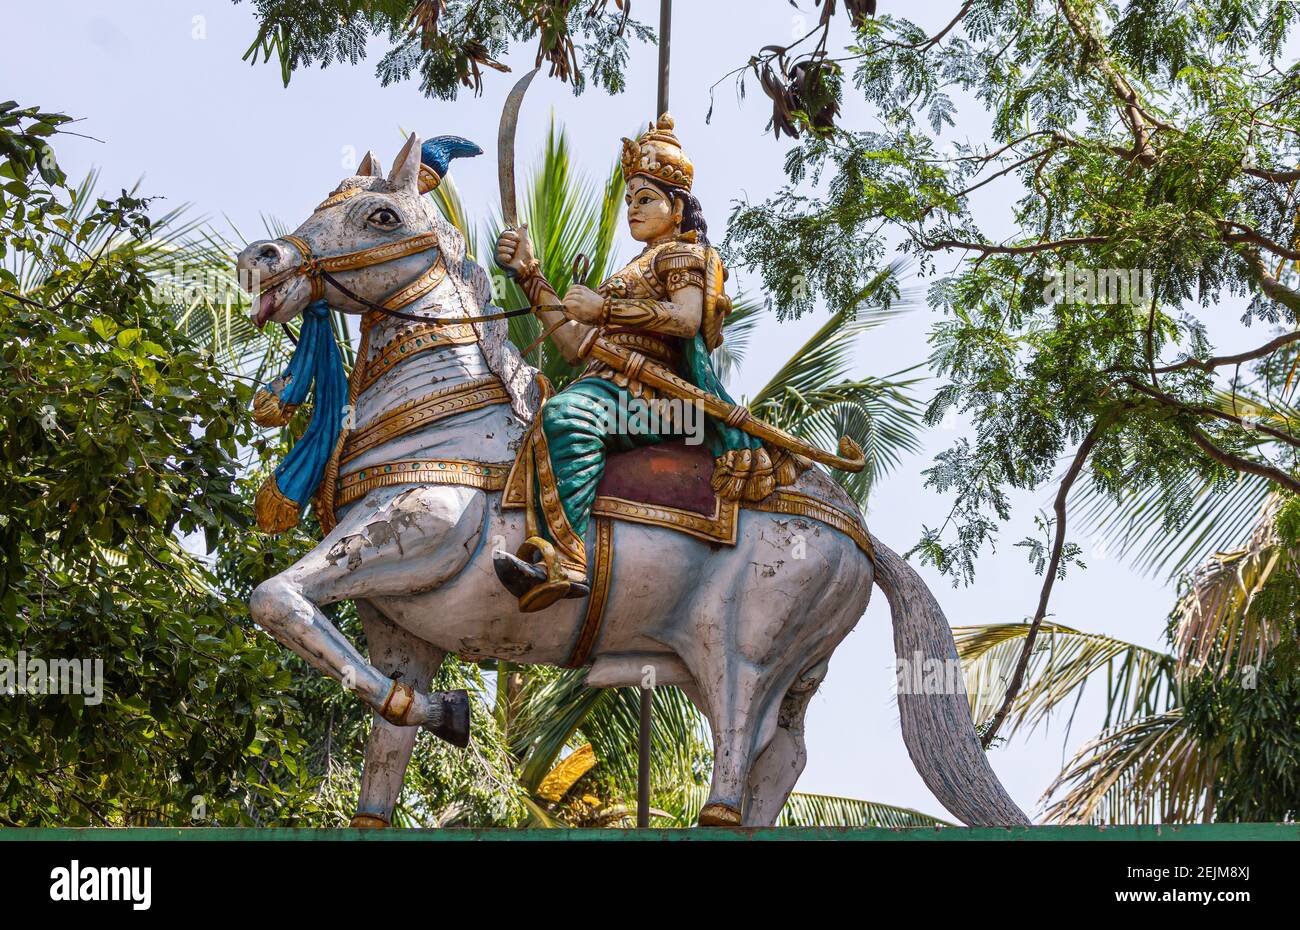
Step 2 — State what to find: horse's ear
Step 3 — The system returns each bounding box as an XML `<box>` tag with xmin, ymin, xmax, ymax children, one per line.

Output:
<box><xmin>358</xmin><ymin>150</ymin><xmax>383</xmax><ymax>177</ymax></box>
<box><xmin>388</xmin><ymin>133</ymin><xmax>422</xmax><ymax>191</ymax></box>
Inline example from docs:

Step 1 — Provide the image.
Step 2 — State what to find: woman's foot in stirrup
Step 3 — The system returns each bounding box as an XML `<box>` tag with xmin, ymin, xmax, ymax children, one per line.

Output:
<box><xmin>493</xmin><ymin>548</ymin><xmax>548</xmax><ymax>597</ymax></box>
<box><xmin>493</xmin><ymin>539</ymin><xmax>589</xmax><ymax>612</ymax></box>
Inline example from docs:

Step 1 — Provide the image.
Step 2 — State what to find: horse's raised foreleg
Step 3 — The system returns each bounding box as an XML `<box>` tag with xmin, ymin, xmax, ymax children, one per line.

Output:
<box><xmin>249</xmin><ymin>485</ymin><xmax>483</xmax><ymax>739</ymax></box>
<box><xmin>351</xmin><ymin>599</ymin><xmax>447</xmax><ymax>828</ymax></box>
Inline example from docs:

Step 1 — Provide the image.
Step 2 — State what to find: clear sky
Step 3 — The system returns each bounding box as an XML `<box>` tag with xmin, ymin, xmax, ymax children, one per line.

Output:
<box><xmin>5</xmin><ymin>0</ymin><xmax>1253</xmax><ymax>821</ymax></box>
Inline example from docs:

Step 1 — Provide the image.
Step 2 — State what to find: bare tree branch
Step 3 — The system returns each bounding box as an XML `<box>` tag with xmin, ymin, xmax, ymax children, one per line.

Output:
<box><xmin>1186</xmin><ymin>425</ymin><xmax>1300</xmax><ymax>495</ymax></box>
<box><xmin>1239</xmin><ymin>247</ymin><xmax>1300</xmax><ymax>316</ymax></box>
<box><xmin>1142</xmin><ymin>329</ymin><xmax>1300</xmax><ymax>375</ymax></box>
<box><xmin>980</xmin><ymin>420</ymin><xmax>1106</xmax><ymax>749</ymax></box>
<box><xmin>1120</xmin><ymin>377</ymin><xmax>1300</xmax><ymax>448</ymax></box>
<box><xmin>922</xmin><ymin>235</ymin><xmax>1108</xmax><ymax>256</ymax></box>
<box><xmin>1244</xmin><ymin>166</ymin><xmax>1300</xmax><ymax>183</ymax></box>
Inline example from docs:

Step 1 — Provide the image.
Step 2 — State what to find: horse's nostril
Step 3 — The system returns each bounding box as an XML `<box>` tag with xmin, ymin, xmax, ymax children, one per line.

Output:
<box><xmin>258</xmin><ymin>244</ymin><xmax>281</xmax><ymax>262</ymax></box>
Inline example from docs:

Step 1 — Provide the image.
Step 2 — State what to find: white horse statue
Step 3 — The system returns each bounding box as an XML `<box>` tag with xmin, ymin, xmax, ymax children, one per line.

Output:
<box><xmin>236</xmin><ymin>132</ymin><xmax>1029</xmax><ymax>828</ymax></box>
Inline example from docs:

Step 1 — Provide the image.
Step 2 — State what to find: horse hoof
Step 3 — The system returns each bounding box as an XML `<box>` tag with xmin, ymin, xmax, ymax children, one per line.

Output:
<box><xmin>425</xmin><ymin>689</ymin><xmax>471</xmax><ymax>748</ymax></box>
<box><xmin>697</xmin><ymin>802</ymin><xmax>742</xmax><ymax>827</ymax></box>
<box><xmin>350</xmin><ymin>813</ymin><xmax>390</xmax><ymax>829</ymax></box>
<box><xmin>493</xmin><ymin>549</ymin><xmax>547</xmax><ymax>597</ymax></box>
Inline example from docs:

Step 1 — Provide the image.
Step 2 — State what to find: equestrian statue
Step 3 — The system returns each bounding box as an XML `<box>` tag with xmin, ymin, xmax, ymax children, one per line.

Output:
<box><xmin>235</xmin><ymin>105</ymin><xmax>1030</xmax><ymax>827</ymax></box>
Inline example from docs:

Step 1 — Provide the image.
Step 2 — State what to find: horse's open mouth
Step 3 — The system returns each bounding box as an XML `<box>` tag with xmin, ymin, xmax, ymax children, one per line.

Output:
<box><xmin>253</xmin><ymin>278</ymin><xmax>293</xmax><ymax>327</ymax></box>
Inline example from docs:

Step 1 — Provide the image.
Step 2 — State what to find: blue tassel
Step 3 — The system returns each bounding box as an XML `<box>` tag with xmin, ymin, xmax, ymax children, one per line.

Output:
<box><xmin>257</xmin><ymin>301</ymin><xmax>347</xmax><ymax>526</ymax></box>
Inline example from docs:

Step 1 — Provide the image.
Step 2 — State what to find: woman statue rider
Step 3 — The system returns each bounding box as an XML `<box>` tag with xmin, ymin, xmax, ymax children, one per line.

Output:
<box><xmin>493</xmin><ymin>114</ymin><xmax>806</xmax><ymax>612</ymax></box>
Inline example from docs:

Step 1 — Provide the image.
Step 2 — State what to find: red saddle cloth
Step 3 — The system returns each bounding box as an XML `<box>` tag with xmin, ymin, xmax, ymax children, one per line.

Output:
<box><xmin>595</xmin><ymin>440</ymin><xmax>717</xmax><ymax>515</ymax></box>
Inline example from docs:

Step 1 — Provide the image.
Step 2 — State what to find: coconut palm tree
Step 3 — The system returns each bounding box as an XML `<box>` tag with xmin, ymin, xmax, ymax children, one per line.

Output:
<box><xmin>957</xmin><ymin>382</ymin><xmax>1300</xmax><ymax>823</ymax></box>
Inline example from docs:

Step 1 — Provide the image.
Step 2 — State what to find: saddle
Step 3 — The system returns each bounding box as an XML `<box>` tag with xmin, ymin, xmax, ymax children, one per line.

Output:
<box><xmin>502</xmin><ymin>436</ymin><xmax>872</xmax><ymax>553</ymax></box>
<box><xmin>591</xmin><ymin>440</ymin><xmax>736</xmax><ymax>544</ymax></box>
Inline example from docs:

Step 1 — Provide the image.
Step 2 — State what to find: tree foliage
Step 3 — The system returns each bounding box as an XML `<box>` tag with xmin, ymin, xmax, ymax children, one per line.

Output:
<box><xmin>238</xmin><ymin>0</ymin><xmax>653</xmax><ymax>98</ymax></box>
<box><xmin>0</xmin><ymin>102</ymin><xmax>295</xmax><ymax>824</ymax></box>
<box><xmin>722</xmin><ymin>0</ymin><xmax>1300</xmax><ymax>747</ymax></box>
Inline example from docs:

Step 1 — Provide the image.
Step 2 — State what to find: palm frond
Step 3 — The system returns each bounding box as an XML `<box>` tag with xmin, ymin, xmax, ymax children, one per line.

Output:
<box><xmin>1171</xmin><ymin>494</ymin><xmax>1289</xmax><ymax>678</ymax></box>
<box><xmin>4</xmin><ymin>171</ymin><xmax>283</xmax><ymax>375</ymax></box>
<box><xmin>755</xmin><ymin>369</ymin><xmax>926</xmax><ymax>506</ymax></box>
<box><xmin>779</xmin><ymin>793</ymin><xmax>952</xmax><ymax>827</ymax></box>
<box><xmin>955</xmin><ymin>621</ymin><xmax>1179</xmax><ymax>740</ymax></box>
<box><xmin>473</xmin><ymin>119</ymin><xmax>625</xmax><ymax>387</ymax></box>
<box><xmin>509</xmin><ymin>670</ymin><xmax>707</xmax><ymax>805</ymax></box>
<box><xmin>748</xmin><ymin>261</ymin><xmax>911</xmax><ymax>409</ymax></box>
<box><xmin>1041</xmin><ymin>710</ymin><xmax>1216</xmax><ymax>824</ymax></box>
<box><xmin>711</xmin><ymin>291</ymin><xmax>765</xmax><ymax>384</ymax></box>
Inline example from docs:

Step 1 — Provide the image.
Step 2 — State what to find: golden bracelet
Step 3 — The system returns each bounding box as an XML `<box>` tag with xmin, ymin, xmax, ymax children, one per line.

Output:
<box><xmin>516</xmin><ymin>258</ymin><xmax>541</xmax><ymax>284</ymax></box>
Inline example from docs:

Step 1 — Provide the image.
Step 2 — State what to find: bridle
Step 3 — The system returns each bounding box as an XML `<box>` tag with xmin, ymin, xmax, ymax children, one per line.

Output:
<box><xmin>255</xmin><ymin>186</ymin><xmax>537</xmax><ymax>328</ymax></box>
<box><xmin>259</xmin><ymin>232</ymin><xmax>536</xmax><ymax>327</ymax></box>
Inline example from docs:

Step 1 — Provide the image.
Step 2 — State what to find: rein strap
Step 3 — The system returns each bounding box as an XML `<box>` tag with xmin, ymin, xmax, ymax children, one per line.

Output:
<box><xmin>260</xmin><ymin>231</ymin><xmax>541</xmax><ymax>326</ymax></box>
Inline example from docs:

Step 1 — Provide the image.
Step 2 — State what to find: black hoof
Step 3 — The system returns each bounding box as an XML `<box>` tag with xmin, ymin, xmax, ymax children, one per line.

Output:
<box><xmin>426</xmin><ymin>689</ymin><xmax>470</xmax><ymax>748</ymax></box>
<box><xmin>564</xmin><ymin>581</ymin><xmax>591</xmax><ymax>599</ymax></box>
<box><xmin>493</xmin><ymin>549</ymin><xmax>548</xmax><ymax>597</ymax></box>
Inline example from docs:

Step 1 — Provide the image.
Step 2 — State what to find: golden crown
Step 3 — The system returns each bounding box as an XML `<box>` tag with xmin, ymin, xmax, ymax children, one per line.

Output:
<box><xmin>621</xmin><ymin>113</ymin><xmax>694</xmax><ymax>192</ymax></box>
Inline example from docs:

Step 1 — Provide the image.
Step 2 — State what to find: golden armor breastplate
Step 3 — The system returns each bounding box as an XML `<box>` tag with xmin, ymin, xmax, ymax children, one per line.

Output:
<box><xmin>579</xmin><ymin>242</ymin><xmax>695</xmax><ymax>397</ymax></box>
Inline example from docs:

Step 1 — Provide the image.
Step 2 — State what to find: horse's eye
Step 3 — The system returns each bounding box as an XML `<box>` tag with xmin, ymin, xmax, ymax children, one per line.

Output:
<box><xmin>368</xmin><ymin>207</ymin><xmax>401</xmax><ymax>229</ymax></box>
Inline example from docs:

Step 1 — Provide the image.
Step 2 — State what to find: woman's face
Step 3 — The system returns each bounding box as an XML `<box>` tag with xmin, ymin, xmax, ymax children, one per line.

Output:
<box><xmin>625</xmin><ymin>177</ymin><xmax>680</xmax><ymax>243</ymax></box>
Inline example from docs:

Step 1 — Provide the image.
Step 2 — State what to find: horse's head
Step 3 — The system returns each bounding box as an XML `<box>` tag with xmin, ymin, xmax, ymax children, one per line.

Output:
<box><xmin>238</xmin><ymin>132</ymin><xmax>481</xmax><ymax>326</ymax></box>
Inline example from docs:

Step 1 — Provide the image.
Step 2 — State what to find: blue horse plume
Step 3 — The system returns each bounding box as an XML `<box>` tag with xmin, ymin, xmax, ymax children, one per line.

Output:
<box><xmin>419</xmin><ymin>135</ymin><xmax>482</xmax><ymax>193</ymax></box>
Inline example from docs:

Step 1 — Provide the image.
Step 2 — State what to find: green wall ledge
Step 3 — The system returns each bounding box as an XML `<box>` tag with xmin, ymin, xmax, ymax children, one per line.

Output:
<box><xmin>1</xmin><ymin>824</ymin><xmax>1296</xmax><ymax>841</ymax></box>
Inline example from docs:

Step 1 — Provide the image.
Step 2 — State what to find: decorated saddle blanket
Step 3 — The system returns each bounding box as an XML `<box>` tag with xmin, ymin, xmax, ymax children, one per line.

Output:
<box><xmin>501</xmin><ymin>437</ymin><xmax>873</xmax><ymax>557</ymax></box>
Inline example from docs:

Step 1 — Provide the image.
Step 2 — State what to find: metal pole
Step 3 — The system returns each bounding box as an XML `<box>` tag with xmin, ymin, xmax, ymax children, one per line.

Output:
<box><xmin>637</xmin><ymin>0</ymin><xmax>672</xmax><ymax>831</ymax></box>
<box><xmin>656</xmin><ymin>0</ymin><xmax>672</xmax><ymax>116</ymax></box>
<box><xmin>637</xmin><ymin>684</ymin><xmax>652</xmax><ymax>827</ymax></box>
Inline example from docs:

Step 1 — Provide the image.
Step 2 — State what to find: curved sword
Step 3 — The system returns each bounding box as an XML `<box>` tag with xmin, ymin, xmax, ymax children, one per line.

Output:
<box><xmin>498</xmin><ymin>67</ymin><xmax>540</xmax><ymax>230</ymax></box>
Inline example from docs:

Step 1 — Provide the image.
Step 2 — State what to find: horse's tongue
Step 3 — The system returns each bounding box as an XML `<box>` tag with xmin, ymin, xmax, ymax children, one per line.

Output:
<box><xmin>255</xmin><ymin>292</ymin><xmax>276</xmax><ymax>326</ymax></box>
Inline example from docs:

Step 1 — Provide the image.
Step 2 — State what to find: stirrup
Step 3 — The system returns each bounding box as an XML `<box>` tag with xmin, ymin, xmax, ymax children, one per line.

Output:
<box><xmin>514</xmin><ymin>536</ymin><xmax>588</xmax><ymax>613</ymax></box>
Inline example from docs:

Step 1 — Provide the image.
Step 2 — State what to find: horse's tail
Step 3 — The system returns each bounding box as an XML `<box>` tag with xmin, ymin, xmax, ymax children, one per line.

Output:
<box><xmin>870</xmin><ymin>534</ymin><xmax>1031</xmax><ymax>826</ymax></box>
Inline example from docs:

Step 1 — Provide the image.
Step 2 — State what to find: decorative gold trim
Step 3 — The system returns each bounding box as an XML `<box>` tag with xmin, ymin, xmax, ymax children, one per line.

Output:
<box><xmin>340</xmin><ymin>377</ymin><xmax>510</xmax><ymax>466</ymax></box>
<box><xmin>255</xmin><ymin>475</ymin><xmax>301</xmax><ymax>535</ymax></box>
<box><xmin>666</xmin><ymin>268</ymin><xmax>705</xmax><ymax>291</ymax></box>
<box><xmin>698</xmin><ymin>802</ymin><xmax>743</xmax><ymax>827</ymax></box>
<box><xmin>380</xmin><ymin>680</ymin><xmax>415</xmax><ymax>726</ymax></box>
<box><xmin>315</xmin><ymin>186</ymin><xmax>364</xmax><ymax>211</ymax></box>
<box><xmin>746</xmin><ymin>490</ymin><xmax>874</xmax><ymax>561</ymax></box>
<box><xmin>601</xmin><ymin>330</ymin><xmax>679</xmax><ymax>366</ymax></box>
<box><xmin>418</xmin><ymin>163</ymin><xmax>442</xmax><ymax>194</ymax></box>
<box><xmin>317</xmin><ymin>232</ymin><xmax>440</xmax><ymax>274</ymax></box>
<box><xmin>357</xmin><ymin>322</ymin><xmax>480</xmax><ymax>393</ymax></box>
<box><xmin>380</xmin><ymin>255</ymin><xmax>447</xmax><ymax>311</ymax></box>
<box><xmin>281</xmin><ymin>234</ymin><xmax>326</xmax><ymax>301</ymax></box>
<box><xmin>335</xmin><ymin>458</ymin><xmax>511</xmax><ymax>508</ymax></box>
<box><xmin>566</xmin><ymin>518</ymin><xmax>614</xmax><ymax>668</ymax></box>
<box><xmin>528</xmin><ymin>422</ymin><xmax>587</xmax><ymax>574</ymax></box>
<box><xmin>621</xmin><ymin>113</ymin><xmax>694</xmax><ymax>191</ymax></box>
<box><xmin>502</xmin><ymin>432</ymin><xmax>531</xmax><ymax>509</ymax></box>
<box><xmin>592</xmin><ymin>494</ymin><xmax>738</xmax><ymax>546</ymax></box>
